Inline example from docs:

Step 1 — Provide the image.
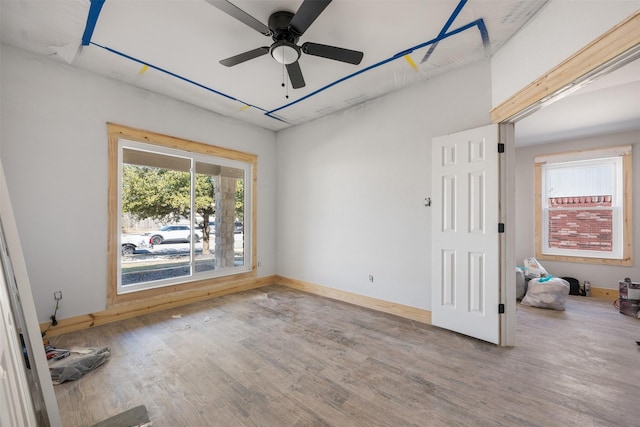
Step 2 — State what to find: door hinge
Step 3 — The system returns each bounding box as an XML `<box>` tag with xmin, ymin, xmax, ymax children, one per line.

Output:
<box><xmin>498</xmin><ymin>303</ymin><xmax>505</xmax><ymax>314</ymax></box>
<box><xmin>498</xmin><ymin>223</ymin><xmax>505</xmax><ymax>233</ymax></box>
<box><xmin>498</xmin><ymin>143</ymin><xmax>505</xmax><ymax>153</ymax></box>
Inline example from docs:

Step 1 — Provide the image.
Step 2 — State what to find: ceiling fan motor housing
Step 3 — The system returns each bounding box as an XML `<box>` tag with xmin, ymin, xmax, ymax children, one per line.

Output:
<box><xmin>268</xmin><ymin>11</ymin><xmax>299</xmax><ymax>42</ymax></box>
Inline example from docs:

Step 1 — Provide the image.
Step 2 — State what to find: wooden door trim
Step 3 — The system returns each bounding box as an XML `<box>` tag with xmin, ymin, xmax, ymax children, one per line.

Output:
<box><xmin>491</xmin><ymin>11</ymin><xmax>640</xmax><ymax>123</ymax></box>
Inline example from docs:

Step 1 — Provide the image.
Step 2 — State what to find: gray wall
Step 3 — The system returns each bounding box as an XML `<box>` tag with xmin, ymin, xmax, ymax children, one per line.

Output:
<box><xmin>515</xmin><ymin>129</ymin><xmax>640</xmax><ymax>289</ymax></box>
<box><xmin>0</xmin><ymin>45</ymin><xmax>278</xmax><ymax>321</ymax></box>
<box><xmin>276</xmin><ymin>60</ymin><xmax>492</xmax><ymax>310</ymax></box>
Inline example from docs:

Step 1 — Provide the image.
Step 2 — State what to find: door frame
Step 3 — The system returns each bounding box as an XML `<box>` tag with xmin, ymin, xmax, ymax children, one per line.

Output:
<box><xmin>492</xmin><ymin>12</ymin><xmax>640</xmax><ymax>346</ymax></box>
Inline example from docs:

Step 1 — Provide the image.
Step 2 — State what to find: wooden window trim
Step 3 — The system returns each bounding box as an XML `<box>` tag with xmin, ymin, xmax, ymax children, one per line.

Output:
<box><xmin>534</xmin><ymin>147</ymin><xmax>633</xmax><ymax>266</ymax></box>
<box><xmin>107</xmin><ymin>123</ymin><xmax>258</xmax><ymax>307</ymax></box>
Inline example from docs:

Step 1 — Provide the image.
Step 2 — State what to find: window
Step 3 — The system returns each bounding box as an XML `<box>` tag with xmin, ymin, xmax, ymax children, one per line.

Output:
<box><xmin>535</xmin><ymin>145</ymin><xmax>632</xmax><ymax>266</ymax></box>
<box><xmin>108</xmin><ymin>124</ymin><xmax>256</xmax><ymax>304</ymax></box>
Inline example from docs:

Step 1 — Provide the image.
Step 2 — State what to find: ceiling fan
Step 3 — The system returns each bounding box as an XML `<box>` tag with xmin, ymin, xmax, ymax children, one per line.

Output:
<box><xmin>206</xmin><ymin>0</ymin><xmax>364</xmax><ymax>89</ymax></box>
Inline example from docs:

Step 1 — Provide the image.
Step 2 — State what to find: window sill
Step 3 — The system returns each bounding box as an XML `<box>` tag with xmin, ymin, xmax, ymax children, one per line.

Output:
<box><xmin>534</xmin><ymin>253</ymin><xmax>633</xmax><ymax>267</ymax></box>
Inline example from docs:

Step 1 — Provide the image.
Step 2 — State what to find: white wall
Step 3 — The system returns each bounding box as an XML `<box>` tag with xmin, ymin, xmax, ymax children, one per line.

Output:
<box><xmin>515</xmin><ymin>129</ymin><xmax>640</xmax><ymax>289</ymax></box>
<box><xmin>491</xmin><ymin>0</ymin><xmax>640</xmax><ymax>107</ymax></box>
<box><xmin>276</xmin><ymin>60</ymin><xmax>492</xmax><ymax>310</ymax></box>
<box><xmin>0</xmin><ymin>44</ymin><xmax>277</xmax><ymax>322</ymax></box>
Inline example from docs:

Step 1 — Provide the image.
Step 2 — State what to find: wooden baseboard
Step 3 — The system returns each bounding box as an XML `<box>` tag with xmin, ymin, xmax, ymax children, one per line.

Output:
<box><xmin>41</xmin><ymin>275</ymin><xmax>611</xmax><ymax>337</ymax></box>
<box><xmin>41</xmin><ymin>274</ymin><xmax>432</xmax><ymax>337</ymax></box>
<box><xmin>276</xmin><ymin>275</ymin><xmax>431</xmax><ymax>324</ymax></box>
<box><xmin>590</xmin><ymin>286</ymin><xmax>618</xmax><ymax>299</ymax></box>
<box><xmin>41</xmin><ymin>275</ymin><xmax>276</xmax><ymax>337</ymax></box>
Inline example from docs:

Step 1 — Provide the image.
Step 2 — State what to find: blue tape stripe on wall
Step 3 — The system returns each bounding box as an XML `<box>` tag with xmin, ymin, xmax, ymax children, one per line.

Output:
<box><xmin>82</xmin><ymin>0</ymin><xmax>106</xmax><ymax>46</ymax></box>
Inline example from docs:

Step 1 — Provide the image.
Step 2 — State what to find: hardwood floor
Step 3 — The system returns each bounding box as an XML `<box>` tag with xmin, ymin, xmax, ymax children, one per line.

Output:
<box><xmin>50</xmin><ymin>285</ymin><xmax>639</xmax><ymax>426</ymax></box>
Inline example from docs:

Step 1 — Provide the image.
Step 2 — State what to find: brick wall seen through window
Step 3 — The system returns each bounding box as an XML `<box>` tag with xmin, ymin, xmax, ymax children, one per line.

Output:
<box><xmin>547</xmin><ymin>195</ymin><xmax>612</xmax><ymax>252</ymax></box>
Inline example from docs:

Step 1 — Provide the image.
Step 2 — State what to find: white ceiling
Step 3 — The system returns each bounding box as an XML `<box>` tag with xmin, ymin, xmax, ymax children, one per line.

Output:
<box><xmin>516</xmin><ymin>56</ymin><xmax>640</xmax><ymax>146</ymax></box>
<box><xmin>1</xmin><ymin>0</ymin><xmax>638</xmax><ymax>142</ymax></box>
<box><xmin>1</xmin><ymin>0</ymin><xmax>548</xmax><ymax>131</ymax></box>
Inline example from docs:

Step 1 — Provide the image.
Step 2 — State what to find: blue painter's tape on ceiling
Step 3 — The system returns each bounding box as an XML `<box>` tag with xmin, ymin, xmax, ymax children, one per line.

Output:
<box><xmin>442</xmin><ymin>0</ymin><xmax>468</xmax><ymax>35</ymax></box>
<box><xmin>89</xmin><ymin>42</ymin><xmax>270</xmax><ymax>113</ymax></box>
<box><xmin>477</xmin><ymin>19</ymin><xmax>490</xmax><ymax>50</ymax></box>
<box><xmin>267</xmin><ymin>17</ymin><xmax>484</xmax><ymax>117</ymax></box>
<box><xmin>82</xmin><ymin>0</ymin><xmax>491</xmax><ymax>126</ymax></box>
<box><xmin>421</xmin><ymin>0</ymin><xmax>468</xmax><ymax>64</ymax></box>
<box><xmin>421</xmin><ymin>18</ymin><xmax>488</xmax><ymax>65</ymax></box>
<box><xmin>268</xmin><ymin>0</ymin><xmax>487</xmax><ymax>118</ymax></box>
<box><xmin>82</xmin><ymin>0</ymin><xmax>106</xmax><ymax>46</ymax></box>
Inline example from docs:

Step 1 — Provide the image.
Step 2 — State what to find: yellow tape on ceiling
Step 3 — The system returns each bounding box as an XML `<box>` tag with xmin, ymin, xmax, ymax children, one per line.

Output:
<box><xmin>403</xmin><ymin>54</ymin><xmax>419</xmax><ymax>71</ymax></box>
<box><xmin>138</xmin><ymin>65</ymin><xmax>149</xmax><ymax>75</ymax></box>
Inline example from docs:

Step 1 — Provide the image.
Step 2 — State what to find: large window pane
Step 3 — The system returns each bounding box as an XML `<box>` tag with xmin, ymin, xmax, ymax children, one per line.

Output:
<box><xmin>543</xmin><ymin>159</ymin><xmax>618</xmax><ymax>255</ymax></box>
<box><xmin>193</xmin><ymin>163</ymin><xmax>245</xmax><ymax>274</ymax></box>
<box><xmin>117</xmin><ymin>142</ymin><xmax>251</xmax><ymax>294</ymax></box>
<box><xmin>121</xmin><ymin>149</ymin><xmax>193</xmax><ymax>286</ymax></box>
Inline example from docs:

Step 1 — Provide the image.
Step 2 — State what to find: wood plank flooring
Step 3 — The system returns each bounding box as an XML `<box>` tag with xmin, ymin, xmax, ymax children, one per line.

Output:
<box><xmin>50</xmin><ymin>285</ymin><xmax>640</xmax><ymax>426</ymax></box>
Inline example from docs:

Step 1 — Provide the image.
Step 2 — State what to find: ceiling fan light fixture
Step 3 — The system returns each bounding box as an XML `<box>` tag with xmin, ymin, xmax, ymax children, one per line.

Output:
<box><xmin>270</xmin><ymin>41</ymin><xmax>300</xmax><ymax>65</ymax></box>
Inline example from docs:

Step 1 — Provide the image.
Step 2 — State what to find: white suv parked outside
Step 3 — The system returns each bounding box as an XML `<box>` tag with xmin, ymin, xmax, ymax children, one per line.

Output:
<box><xmin>149</xmin><ymin>225</ymin><xmax>202</xmax><ymax>245</ymax></box>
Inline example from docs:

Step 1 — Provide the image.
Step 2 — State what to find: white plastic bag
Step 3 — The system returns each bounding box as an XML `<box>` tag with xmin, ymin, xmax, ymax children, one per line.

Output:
<box><xmin>523</xmin><ymin>257</ymin><xmax>548</xmax><ymax>278</ymax></box>
<box><xmin>521</xmin><ymin>277</ymin><xmax>570</xmax><ymax>311</ymax></box>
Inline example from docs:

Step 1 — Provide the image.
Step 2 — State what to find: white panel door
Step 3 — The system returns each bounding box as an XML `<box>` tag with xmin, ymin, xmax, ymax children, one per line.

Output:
<box><xmin>431</xmin><ymin>124</ymin><xmax>500</xmax><ymax>344</ymax></box>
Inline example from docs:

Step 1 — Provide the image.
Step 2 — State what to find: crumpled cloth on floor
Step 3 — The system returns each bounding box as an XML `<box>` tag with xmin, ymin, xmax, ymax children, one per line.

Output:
<box><xmin>50</xmin><ymin>347</ymin><xmax>111</xmax><ymax>384</ymax></box>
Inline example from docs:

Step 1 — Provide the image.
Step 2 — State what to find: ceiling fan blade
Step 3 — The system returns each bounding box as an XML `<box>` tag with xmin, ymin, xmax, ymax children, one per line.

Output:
<box><xmin>204</xmin><ymin>0</ymin><xmax>270</xmax><ymax>36</ymax></box>
<box><xmin>286</xmin><ymin>61</ymin><xmax>306</xmax><ymax>89</ymax></box>
<box><xmin>301</xmin><ymin>42</ymin><xmax>363</xmax><ymax>65</ymax></box>
<box><xmin>220</xmin><ymin>47</ymin><xmax>269</xmax><ymax>67</ymax></box>
<box><xmin>289</xmin><ymin>0</ymin><xmax>332</xmax><ymax>36</ymax></box>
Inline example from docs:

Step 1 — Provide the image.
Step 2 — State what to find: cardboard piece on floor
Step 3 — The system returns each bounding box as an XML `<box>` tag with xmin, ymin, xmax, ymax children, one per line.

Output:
<box><xmin>91</xmin><ymin>405</ymin><xmax>150</xmax><ymax>427</ymax></box>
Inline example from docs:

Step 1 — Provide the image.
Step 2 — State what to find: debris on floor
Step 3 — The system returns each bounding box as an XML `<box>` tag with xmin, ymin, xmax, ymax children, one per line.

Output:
<box><xmin>49</xmin><ymin>347</ymin><xmax>111</xmax><ymax>384</ymax></box>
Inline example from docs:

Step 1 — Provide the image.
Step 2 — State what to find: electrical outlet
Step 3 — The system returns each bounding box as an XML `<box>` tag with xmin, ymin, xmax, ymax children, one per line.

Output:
<box><xmin>369</xmin><ymin>275</ymin><xmax>374</xmax><ymax>283</ymax></box>
<box><xmin>50</xmin><ymin>291</ymin><xmax>62</xmax><ymax>327</ymax></box>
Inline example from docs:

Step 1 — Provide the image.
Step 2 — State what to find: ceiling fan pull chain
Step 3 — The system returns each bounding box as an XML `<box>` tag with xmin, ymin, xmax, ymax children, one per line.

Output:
<box><xmin>282</xmin><ymin>61</ymin><xmax>289</xmax><ymax>99</ymax></box>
